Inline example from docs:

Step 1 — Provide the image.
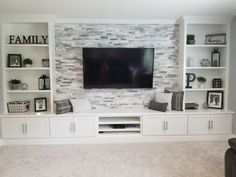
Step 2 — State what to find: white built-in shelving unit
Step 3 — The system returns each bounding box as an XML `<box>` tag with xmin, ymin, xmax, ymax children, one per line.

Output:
<box><xmin>0</xmin><ymin>17</ymin><xmax>54</xmax><ymax>114</ymax></box>
<box><xmin>0</xmin><ymin>16</ymin><xmax>234</xmax><ymax>144</ymax></box>
<box><xmin>178</xmin><ymin>16</ymin><xmax>232</xmax><ymax>110</ymax></box>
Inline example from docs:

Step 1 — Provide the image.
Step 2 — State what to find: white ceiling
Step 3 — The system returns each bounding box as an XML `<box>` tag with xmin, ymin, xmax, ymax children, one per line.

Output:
<box><xmin>0</xmin><ymin>0</ymin><xmax>236</xmax><ymax>20</ymax></box>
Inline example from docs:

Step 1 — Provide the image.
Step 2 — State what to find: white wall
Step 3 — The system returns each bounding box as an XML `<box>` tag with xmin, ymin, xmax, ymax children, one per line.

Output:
<box><xmin>229</xmin><ymin>16</ymin><xmax>236</xmax><ymax>134</ymax></box>
<box><xmin>0</xmin><ymin>23</ymin><xmax>3</xmax><ymax>114</ymax></box>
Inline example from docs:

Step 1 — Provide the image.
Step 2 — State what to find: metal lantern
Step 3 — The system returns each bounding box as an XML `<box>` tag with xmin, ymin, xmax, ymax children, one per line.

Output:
<box><xmin>45</xmin><ymin>75</ymin><xmax>50</xmax><ymax>90</ymax></box>
<box><xmin>38</xmin><ymin>75</ymin><xmax>50</xmax><ymax>90</ymax></box>
<box><xmin>211</xmin><ymin>48</ymin><xmax>220</xmax><ymax>67</ymax></box>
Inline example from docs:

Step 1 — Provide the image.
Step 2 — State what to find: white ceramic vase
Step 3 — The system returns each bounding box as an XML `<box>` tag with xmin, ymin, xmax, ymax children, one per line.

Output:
<box><xmin>25</xmin><ymin>64</ymin><xmax>32</xmax><ymax>67</ymax></box>
<box><xmin>198</xmin><ymin>82</ymin><xmax>205</xmax><ymax>89</ymax></box>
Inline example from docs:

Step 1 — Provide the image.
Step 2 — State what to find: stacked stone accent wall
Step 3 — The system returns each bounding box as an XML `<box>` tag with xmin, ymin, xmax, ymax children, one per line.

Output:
<box><xmin>55</xmin><ymin>23</ymin><xmax>179</xmax><ymax>109</ymax></box>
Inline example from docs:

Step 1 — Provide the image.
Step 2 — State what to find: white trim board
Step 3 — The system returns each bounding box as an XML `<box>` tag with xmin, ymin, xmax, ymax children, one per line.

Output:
<box><xmin>0</xmin><ymin>135</ymin><xmax>235</xmax><ymax>146</ymax></box>
<box><xmin>182</xmin><ymin>16</ymin><xmax>233</xmax><ymax>24</ymax></box>
<box><xmin>0</xmin><ymin>14</ymin><xmax>55</xmax><ymax>23</ymax></box>
<box><xmin>0</xmin><ymin>14</ymin><xmax>233</xmax><ymax>24</ymax></box>
<box><xmin>55</xmin><ymin>19</ymin><xmax>177</xmax><ymax>24</ymax></box>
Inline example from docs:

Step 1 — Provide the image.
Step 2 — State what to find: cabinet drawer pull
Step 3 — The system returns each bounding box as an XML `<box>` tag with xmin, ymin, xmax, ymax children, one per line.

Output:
<box><xmin>163</xmin><ymin>121</ymin><xmax>165</xmax><ymax>130</ymax></box>
<box><xmin>166</xmin><ymin>121</ymin><xmax>168</xmax><ymax>131</ymax></box>
<box><xmin>211</xmin><ymin>120</ymin><xmax>213</xmax><ymax>130</ymax></box>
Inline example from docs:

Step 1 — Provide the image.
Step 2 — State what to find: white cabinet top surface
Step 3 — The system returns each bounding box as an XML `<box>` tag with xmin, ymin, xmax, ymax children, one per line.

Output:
<box><xmin>0</xmin><ymin>108</ymin><xmax>233</xmax><ymax>118</ymax></box>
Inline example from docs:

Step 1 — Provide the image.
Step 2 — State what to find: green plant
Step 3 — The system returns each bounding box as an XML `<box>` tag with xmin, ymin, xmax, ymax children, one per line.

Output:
<box><xmin>23</xmin><ymin>58</ymin><xmax>33</xmax><ymax>65</ymax></box>
<box><xmin>9</xmin><ymin>79</ymin><xmax>21</xmax><ymax>84</ymax></box>
<box><xmin>197</xmin><ymin>76</ymin><xmax>207</xmax><ymax>83</ymax></box>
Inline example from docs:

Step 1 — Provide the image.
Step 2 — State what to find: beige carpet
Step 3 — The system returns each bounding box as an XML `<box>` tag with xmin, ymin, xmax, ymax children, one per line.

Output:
<box><xmin>0</xmin><ymin>141</ymin><xmax>229</xmax><ymax>177</ymax></box>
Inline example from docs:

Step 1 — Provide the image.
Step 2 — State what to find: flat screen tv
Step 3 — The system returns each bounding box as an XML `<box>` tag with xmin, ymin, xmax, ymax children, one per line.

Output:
<box><xmin>83</xmin><ymin>48</ymin><xmax>154</xmax><ymax>89</ymax></box>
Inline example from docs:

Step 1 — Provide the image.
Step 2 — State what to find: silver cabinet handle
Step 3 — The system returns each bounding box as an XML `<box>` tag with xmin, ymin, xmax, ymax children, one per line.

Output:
<box><xmin>73</xmin><ymin>123</ymin><xmax>76</xmax><ymax>133</ymax></box>
<box><xmin>166</xmin><ymin>121</ymin><xmax>168</xmax><ymax>131</ymax></box>
<box><xmin>208</xmin><ymin>120</ymin><xmax>211</xmax><ymax>130</ymax></box>
<box><xmin>25</xmin><ymin>124</ymin><xmax>28</xmax><ymax>134</ymax></box>
<box><xmin>211</xmin><ymin>120</ymin><xmax>213</xmax><ymax>130</ymax></box>
<box><xmin>163</xmin><ymin>121</ymin><xmax>165</xmax><ymax>131</ymax></box>
<box><xmin>22</xmin><ymin>124</ymin><xmax>25</xmax><ymax>134</ymax></box>
<box><xmin>70</xmin><ymin>123</ymin><xmax>73</xmax><ymax>132</ymax></box>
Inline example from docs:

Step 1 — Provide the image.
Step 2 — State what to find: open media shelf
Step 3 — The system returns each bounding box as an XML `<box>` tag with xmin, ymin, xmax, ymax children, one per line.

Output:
<box><xmin>98</xmin><ymin>116</ymin><xmax>141</xmax><ymax>135</ymax></box>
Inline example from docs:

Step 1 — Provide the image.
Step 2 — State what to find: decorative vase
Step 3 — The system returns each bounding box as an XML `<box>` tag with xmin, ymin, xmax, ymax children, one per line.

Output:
<box><xmin>20</xmin><ymin>83</ymin><xmax>29</xmax><ymax>90</ymax></box>
<box><xmin>9</xmin><ymin>83</ymin><xmax>20</xmax><ymax>90</ymax></box>
<box><xmin>42</xmin><ymin>59</ymin><xmax>49</xmax><ymax>67</ymax></box>
<box><xmin>25</xmin><ymin>64</ymin><xmax>32</xmax><ymax>67</ymax></box>
<box><xmin>198</xmin><ymin>82</ymin><xmax>205</xmax><ymax>88</ymax></box>
<box><xmin>202</xmin><ymin>102</ymin><xmax>208</xmax><ymax>109</ymax></box>
<box><xmin>187</xmin><ymin>57</ymin><xmax>195</xmax><ymax>67</ymax></box>
<box><xmin>200</xmin><ymin>58</ymin><xmax>211</xmax><ymax>67</ymax></box>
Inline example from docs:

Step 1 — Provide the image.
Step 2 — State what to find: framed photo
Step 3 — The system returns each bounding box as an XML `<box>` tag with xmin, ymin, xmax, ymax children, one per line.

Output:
<box><xmin>8</xmin><ymin>54</ymin><xmax>22</xmax><ymax>67</ymax></box>
<box><xmin>205</xmin><ymin>33</ymin><xmax>226</xmax><ymax>45</ymax></box>
<box><xmin>207</xmin><ymin>91</ymin><xmax>223</xmax><ymax>109</ymax></box>
<box><xmin>34</xmin><ymin>97</ymin><xmax>47</xmax><ymax>112</ymax></box>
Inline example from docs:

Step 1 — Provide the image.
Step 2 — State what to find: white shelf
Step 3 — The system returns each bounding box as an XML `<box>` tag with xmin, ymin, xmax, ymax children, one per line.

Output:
<box><xmin>5</xmin><ymin>67</ymin><xmax>50</xmax><ymax>71</ymax></box>
<box><xmin>186</xmin><ymin>67</ymin><xmax>226</xmax><ymax>70</ymax></box>
<box><xmin>99</xmin><ymin>117</ymin><xmax>140</xmax><ymax>125</ymax></box>
<box><xmin>185</xmin><ymin>88</ymin><xmax>225</xmax><ymax>91</ymax></box>
<box><xmin>5</xmin><ymin>111</ymin><xmax>52</xmax><ymax>116</ymax></box>
<box><xmin>98</xmin><ymin>132</ymin><xmax>141</xmax><ymax>136</ymax></box>
<box><xmin>186</xmin><ymin>44</ymin><xmax>227</xmax><ymax>48</ymax></box>
<box><xmin>6</xmin><ymin>90</ymin><xmax>51</xmax><ymax>93</ymax></box>
<box><xmin>4</xmin><ymin>44</ymin><xmax>49</xmax><ymax>47</ymax></box>
<box><xmin>99</xmin><ymin>125</ymin><xmax>140</xmax><ymax>132</ymax></box>
<box><xmin>184</xmin><ymin>109</ymin><xmax>232</xmax><ymax>113</ymax></box>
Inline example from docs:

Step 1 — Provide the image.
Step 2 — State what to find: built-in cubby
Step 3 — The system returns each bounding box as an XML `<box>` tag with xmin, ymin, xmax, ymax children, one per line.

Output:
<box><xmin>98</xmin><ymin>116</ymin><xmax>141</xmax><ymax>135</ymax></box>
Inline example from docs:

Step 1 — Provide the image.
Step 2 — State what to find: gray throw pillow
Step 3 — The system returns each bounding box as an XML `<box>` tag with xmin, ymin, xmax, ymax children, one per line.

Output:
<box><xmin>55</xmin><ymin>99</ymin><xmax>73</xmax><ymax>114</ymax></box>
<box><xmin>148</xmin><ymin>100</ymin><xmax>168</xmax><ymax>112</ymax></box>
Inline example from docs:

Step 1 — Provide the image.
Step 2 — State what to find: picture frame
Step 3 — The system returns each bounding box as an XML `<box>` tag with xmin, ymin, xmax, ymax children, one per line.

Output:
<box><xmin>207</xmin><ymin>91</ymin><xmax>223</xmax><ymax>109</ymax></box>
<box><xmin>8</xmin><ymin>54</ymin><xmax>22</xmax><ymax>67</ymax></box>
<box><xmin>34</xmin><ymin>97</ymin><xmax>47</xmax><ymax>112</ymax></box>
<box><xmin>205</xmin><ymin>33</ymin><xmax>226</xmax><ymax>45</ymax></box>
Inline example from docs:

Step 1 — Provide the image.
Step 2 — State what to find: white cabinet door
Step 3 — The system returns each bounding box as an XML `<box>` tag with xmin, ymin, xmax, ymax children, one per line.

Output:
<box><xmin>1</xmin><ymin>118</ymin><xmax>25</xmax><ymax>139</ymax></box>
<box><xmin>50</xmin><ymin>117</ymin><xmax>74</xmax><ymax>138</ymax></box>
<box><xmin>74</xmin><ymin>117</ymin><xmax>98</xmax><ymax>137</ymax></box>
<box><xmin>210</xmin><ymin>114</ymin><xmax>233</xmax><ymax>134</ymax></box>
<box><xmin>165</xmin><ymin>115</ymin><xmax>188</xmax><ymax>135</ymax></box>
<box><xmin>26</xmin><ymin>118</ymin><xmax>49</xmax><ymax>138</ymax></box>
<box><xmin>188</xmin><ymin>115</ymin><xmax>210</xmax><ymax>135</ymax></box>
<box><xmin>142</xmin><ymin>116</ymin><xmax>164</xmax><ymax>135</ymax></box>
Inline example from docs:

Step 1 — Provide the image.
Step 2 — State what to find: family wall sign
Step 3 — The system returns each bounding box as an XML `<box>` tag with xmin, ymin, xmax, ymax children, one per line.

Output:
<box><xmin>9</xmin><ymin>35</ymin><xmax>48</xmax><ymax>44</ymax></box>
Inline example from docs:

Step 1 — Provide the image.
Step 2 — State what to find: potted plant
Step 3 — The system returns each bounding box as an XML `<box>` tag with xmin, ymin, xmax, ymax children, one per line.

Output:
<box><xmin>9</xmin><ymin>79</ymin><xmax>22</xmax><ymax>90</ymax></box>
<box><xmin>23</xmin><ymin>58</ymin><xmax>33</xmax><ymax>67</ymax></box>
<box><xmin>197</xmin><ymin>76</ymin><xmax>207</xmax><ymax>88</ymax></box>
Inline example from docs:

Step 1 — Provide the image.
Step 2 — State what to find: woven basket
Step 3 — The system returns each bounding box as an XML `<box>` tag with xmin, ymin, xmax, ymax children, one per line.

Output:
<box><xmin>7</xmin><ymin>101</ymin><xmax>30</xmax><ymax>113</ymax></box>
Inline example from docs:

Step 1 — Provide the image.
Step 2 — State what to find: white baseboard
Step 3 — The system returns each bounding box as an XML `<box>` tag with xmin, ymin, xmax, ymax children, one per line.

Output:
<box><xmin>1</xmin><ymin>134</ymin><xmax>235</xmax><ymax>146</ymax></box>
